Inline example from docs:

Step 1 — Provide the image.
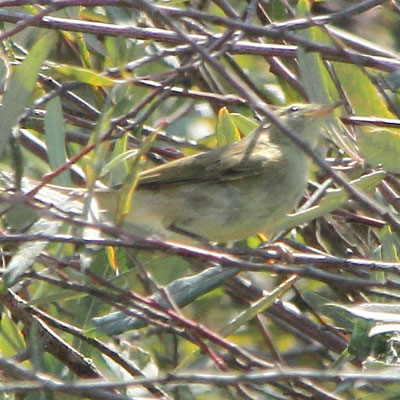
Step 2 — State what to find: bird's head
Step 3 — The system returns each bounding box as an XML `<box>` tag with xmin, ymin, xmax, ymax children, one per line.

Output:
<box><xmin>275</xmin><ymin>102</ymin><xmax>340</xmax><ymax>148</ymax></box>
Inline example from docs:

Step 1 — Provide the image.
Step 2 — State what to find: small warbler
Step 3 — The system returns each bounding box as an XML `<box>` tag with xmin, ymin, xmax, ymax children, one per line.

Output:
<box><xmin>95</xmin><ymin>103</ymin><xmax>337</xmax><ymax>242</ymax></box>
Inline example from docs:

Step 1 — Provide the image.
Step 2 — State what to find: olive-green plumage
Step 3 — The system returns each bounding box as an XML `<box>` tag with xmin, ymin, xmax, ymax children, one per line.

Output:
<box><xmin>96</xmin><ymin>103</ymin><xmax>335</xmax><ymax>242</ymax></box>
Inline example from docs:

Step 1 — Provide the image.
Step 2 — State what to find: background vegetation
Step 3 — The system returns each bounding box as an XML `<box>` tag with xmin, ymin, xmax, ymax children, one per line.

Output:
<box><xmin>1</xmin><ymin>0</ymin><xmax>400</xmax><ymax>399</ymax></box>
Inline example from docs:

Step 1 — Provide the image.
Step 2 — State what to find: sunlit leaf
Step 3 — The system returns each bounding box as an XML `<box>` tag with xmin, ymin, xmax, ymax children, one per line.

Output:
<box><xmin>51</xmin><ymin>63</ymin><xmax>116</xmax><ymax>86</ymax></box>
<box><xmin>333</xmin><ymin>63</ymin><xmax>393</xmax><ymax>118</ymax></box>
<box><xmin>359</xmin><ymin>127</ymin><xmax>400</xmax><ymax>173</ymax></box>
<box><xmin>215</xmin><ymin>107</ymin><xmax>241</xmax><ymax>145</ymax></box>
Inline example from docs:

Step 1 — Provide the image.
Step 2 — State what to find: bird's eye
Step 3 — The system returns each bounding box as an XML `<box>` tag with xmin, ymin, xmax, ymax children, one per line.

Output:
<box><xmin>289</xmin><ymin>105</ymin><xmax>299</xmax><ymax>113</ymax></box>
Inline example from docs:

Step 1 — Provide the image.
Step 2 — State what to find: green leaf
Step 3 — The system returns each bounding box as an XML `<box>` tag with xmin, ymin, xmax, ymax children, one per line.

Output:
<box><xmin>51</xmin><ymin>63</ymin><xmax>116</xmax><ymax>86</ymax></box>
<box><xmin>0</xmin><ymin>174</ymin><xmax>85</xmax><ymax>288</ymax></box>
<box><xmin>0</xmin><ymin>312</ymin><xmax>26</xmax><ymax>356</ymax></box>
<box><xmin>303</xmin><ymin>292</ymin><xmax>354</xmax><ymax>330</ymax></box>
<box><xmin>83</xmin><ymin>102</ymin><xmax>114</xmax><ymax>185</ymax></box>
<box><xmin>296</xmin><ymin>2</ymin><xmax>359</xmax><ymax>159</ymax></box>
<box><xmin>380</xmin><ymin>225</ymin><xmax>400</xmax><ymax>261</ymax></box>
<box><xmin>348</xmin><ymin>319</ymin><xmax>375</xmax><ymax>359</ymax></box>
<box><xmin>333</xmin><ymin>63</ymin><xmax>393</xmax><ymax>118</ymax></box>
<box><xmin>89</xmin><ymin>265</ymin><xmax>238</xmax><ymax>335</ymax></box>
<box><xmin>215</xmin><ymin>107</ymin><xmax>241</xmax><ymax>146</ymax></box>
<box><xmin>0</xmin><ymin>34</ymin><xmax>53</xmax><ymax>158</ymax></box>
<box><xmin>229</xmin><ymin>113</ymin><xmax>258</xmax><ymax>136</ymax></box>
<box><xmin>44</xmin><ymin>97</ymin><xmax>71</xmax><ymax>186</ymax></box>
<box><xmin>100</xmin><ymin>149</ymin><xmax>139</xmax><ymax>180</ymax></box>
<box><xmin>3</xmin><ymin>217</ymin><xmax>61</xmax><ymax>289</ymax></box>
<box><xmin>28</xmin><ymin>322</ymin><xmax>46</xmax><ymax>373</ymax></box>
<box><xmin>222</xmin><ymin>275</ymin><xmax>296</xmax><ymax>336</ymax></box>
<box><xmin>3</xmin><ymin>203</ymin><xmax>38</xmax><ymax>232</ymax></box>
<box><xmin>266</xmin><ymin>0</ymin><xmax>288</xmax><ymax>21</ymax></box>
<box><xmin>384</xmin><ymin>68</ymin><xmax>400</xmax><ymax>91</ymax></box>
<box><xmin>359</xmin><ymin>127</ymin><xmax>400</xmax><ymax>173</ymax></box>
<box><xmin>296</xmin><ymin>0</ymin><xmax>333</xmax><ymax>105</ymax></box>
<box><xmin>28</xmin><ymin>289</ymin><xmax>79</xmax><ymax>306</ymax></box>
<box><xmin>275</xmin><ymin>171</ymin><xmax>385</xmax><ymax>232</ymax></box>
<box><xmin>115</xmin><ymin>130</ymin><xmax>158</xmax><ymax>225</ymax></box>
<box><xmin>108</xmin><ymin>132</ymin><xmax>130</xmax><ymax>187</ymax></box>
<box><xmin>9</xmin><ymin>135</ymin><xmax>24</xmax><ymax>190</ymax></box>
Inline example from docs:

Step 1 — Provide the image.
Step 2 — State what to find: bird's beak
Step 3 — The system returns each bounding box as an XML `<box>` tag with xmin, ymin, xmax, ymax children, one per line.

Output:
<box><xmin>309</xmin><ymin>100</ymin><xmax>343</xmax><ymax>117</ymax></box>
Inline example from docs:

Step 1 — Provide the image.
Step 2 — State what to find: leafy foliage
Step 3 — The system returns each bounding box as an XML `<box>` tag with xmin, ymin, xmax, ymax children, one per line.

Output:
<box><xmin>1</xmin><ymin>1</ymin><xmax>400</xmax><ymax>399</ymax></box>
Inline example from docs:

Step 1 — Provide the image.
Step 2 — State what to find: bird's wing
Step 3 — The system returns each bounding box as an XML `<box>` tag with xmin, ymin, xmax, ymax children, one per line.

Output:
<box><xmin>138</xmin><ymin>132</ymin><xmax>280</xmax><ymax>189</ymax></box>
<box><xmin>137</xmin><ymin>146</ymin><xmax>228</xmax><ymax>188</ymax></box>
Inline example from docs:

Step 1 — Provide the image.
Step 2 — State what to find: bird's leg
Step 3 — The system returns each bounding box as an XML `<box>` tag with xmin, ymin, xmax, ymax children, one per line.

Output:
<box><xmin>258</xmin><ymin>236</ymin><xmax>295</xmax><ymax>264</ymax></box>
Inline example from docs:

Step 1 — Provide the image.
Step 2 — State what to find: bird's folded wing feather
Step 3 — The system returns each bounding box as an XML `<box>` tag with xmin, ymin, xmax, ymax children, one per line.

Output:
<box><xmin>137</xmin><ymin>134</ymin><xmax>280</xmax><ymax>188</ymax></box>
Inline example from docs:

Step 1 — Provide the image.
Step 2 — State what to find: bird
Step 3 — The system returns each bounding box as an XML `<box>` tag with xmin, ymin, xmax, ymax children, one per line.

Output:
<box><xmin>94</xmin><ymin>103</ymin><xmax>337</xmax><ymax>242</ymax></box>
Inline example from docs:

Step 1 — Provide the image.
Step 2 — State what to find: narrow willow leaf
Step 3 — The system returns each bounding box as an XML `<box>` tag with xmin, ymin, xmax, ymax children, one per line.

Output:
<box><xmin>296</xmin><ymin>0</ymin><xmax>333</xmax><ymax>105</ymax></box>
<box><xmin>332</xmin><ymin>303</ymin><xmax>400</xmax><ymax>324</ymax></box>
<box><xmin>0</xmin><ymin>174</ymin><xmax>84</xmax><ymax>288</ymax></box>
<box><xmin>275</xmin><ymin>171</ymin><xmax>385</xmax><ymax>232</ymax></box>
<box><xmin>222</xmin><ymin>275</ymin><xmax>297</xmax><ymax>336</ymax></box>
<box><xmin>348</xmin><ymin>319</ymin><xmax>376</xmax><ymax>360</ymax></box>
<box><xmin>0</xmin><ymin>34</ymin><xmax>53</xmax><ymax>157</ymax></box>
<box><xmin>89</xmin><ymin>265</ymin><xmax>238</xmax><ymax>335</ymax></box>
<box><xmin>51</xmin><ymin>63</ymin><xmax>116</xmax><ymax>86</ymax></box>
<box><xmin>100</xmin><ymin>150</ymin><xmax>138</xmax><ymax>180</ymax></box>
<box><xmin>296</xmin><ymin>0</ymin><xmax>359</xmax><ymax>159</ymax></box>
<box><xmin>83</xmin><ymin>104</ymin><xmax>114</xmax><ymax>186</ymax></box>
<box><xmin>115</xmin><ymin>130</ymin><xmax>159</xmax><ymax>225</ymax></box>
<box><xmin>44</xmin><ymin>97</ymin><xmax>71</xmax><ymax>186</ymax></box>
<box><xmin>3</xmin><ymin>218</ymin><xmax>61</xmax><ymax>288</ymax></box>
<box><xmin>303</xmin><ymin>291</ymin><xmax>354</xmax><ymax>330</ymax></box>
<box><xmin>380</xmin><ymin>225</ymin><xmax>400</xmax><ymax>261</ymax></box>
<box><xmin>109</xmin><ymin>132</ymin><xmax>129</xmax><ymax>187</ymax></box>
